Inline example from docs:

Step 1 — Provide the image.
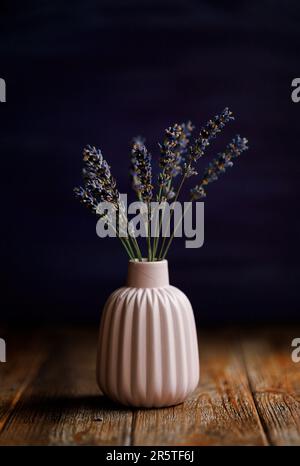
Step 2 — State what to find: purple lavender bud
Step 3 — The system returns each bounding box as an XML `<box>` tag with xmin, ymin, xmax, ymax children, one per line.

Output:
<box><xmin>190</xmin><ymin>134</ymin><xmax>248</xmax><ymax>201</ymax></box>
<box><xmin>185</xmin><ymin>108</ymin><xmax>234</xmax><ymax>177</ymax></box>
<box><xmin>74</xmin><ymin>145</ymin><xmax>120</xmax><ymax>214</ymax></box>
<box><xmin>130</xmin><ymin>137</ymin><xmax>153</xmax><ymax>202</ymax></box>
<box><xmin>158</xmin><ymin>121</ymin><xmax>194</xmax><ymax>199</ymax></box>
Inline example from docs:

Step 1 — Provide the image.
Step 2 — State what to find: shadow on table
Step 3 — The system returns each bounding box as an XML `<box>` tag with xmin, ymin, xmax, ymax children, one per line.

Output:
<box><xmin>13</xmin><ymin>394</ymin><xmax>133</xmax><ymax>420</ymax></box>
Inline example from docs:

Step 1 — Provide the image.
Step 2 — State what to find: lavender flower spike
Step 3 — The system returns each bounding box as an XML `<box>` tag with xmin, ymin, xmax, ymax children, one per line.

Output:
<box><xmin>130</xmin><ymin>137</ymin><xmax>153</xmax><ymax>203</ymax></box>
<box><xmin>190</xmin><ymin>135</ymin><xmax>249</xmax><ymax>200</ymax></box>
<box><xmin>158</xmin><ymin>121</ymin><xmax>194</xmax><ymax>200</ymax></box>
<box><xmin>184</xmin><ymin>107</ymin><xmax>234</xmax><ymax>178</ymax></box>
<box><xmin>74</xmin><ymin>144</ymin><xmax>120</xmax><ymax>213</ymax></box>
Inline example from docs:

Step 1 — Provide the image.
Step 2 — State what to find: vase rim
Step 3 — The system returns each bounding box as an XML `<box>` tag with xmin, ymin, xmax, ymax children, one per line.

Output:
<box><xmin>129</xmin><ymin>259</ymin><xmax>168</xmax><ymax>265</ymax></box>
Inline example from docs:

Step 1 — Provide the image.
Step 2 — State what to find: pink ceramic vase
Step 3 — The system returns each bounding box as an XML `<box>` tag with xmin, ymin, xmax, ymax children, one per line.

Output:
<box><xmin>96</xmin><ymin>260</ymin><xmax>199</xmax><ymax>408</ymax></box>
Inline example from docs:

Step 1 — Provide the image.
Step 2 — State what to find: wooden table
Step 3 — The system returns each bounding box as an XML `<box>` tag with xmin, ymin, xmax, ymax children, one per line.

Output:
<box><xmin>0</xmin><ymin>326</ymin><xmax>299</xmax><ymax>446</ymax></box>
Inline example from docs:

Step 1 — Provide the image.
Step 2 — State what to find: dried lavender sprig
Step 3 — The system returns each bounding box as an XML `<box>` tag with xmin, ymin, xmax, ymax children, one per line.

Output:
<box><xmin>152</xmin><ymin>121</ymin><xmax>194</xmax><ymax>258</ymax></box>
<box><xmin>190</xmin><ymin>135</ymin><xmax>248</xmax><ymax>200</ymax></box>
<box><xmin>74</xmin><ymin>145</ymin><xmax>137</xmax><ymax>259</ymax></box>
<box><xmin>175</xmin><ymin>121</ymin><xmax>194</xmax><ymax>169</ymax></box>
<box><xmin>184</xmin><ymin>107</ymin><xmax>234</xmax><ymax>178</ymax></box>
<box><xmin>74</xmin><ymin>145</ymin><xmax>120</xmax><ymax>210</ymax></box>
<box><xmin>73</xmin><ymin>186</ymin><xmax>99</xmax><ymax>213</ymax></box>
<box><xmin>130</xmin><ymin>137</ymin><xmax>153</xmax><ymax>203</ymax></box>
<box><xmin>161</xmin><ymin>135</ymin><xmax>249</xmax><ymax>260</ymax></box>
<box><xmin>129</xmin><ymin>137</ymin><xmax>153</xmax><ymax>259</ymax></box>
<box><xmin>74</xmin><ymin>146</ymin><xmax>124</xmax><ymax>234</ymax></box>
<box><xmin>158</xmin><ymin>121</ymin><xmax>194</xmax><ymax>200</ymax></box>
<box><xmin>74</xmin><ymin>189</ymin><xmax>134</xmax><ymax>258</ymax></box>
<box><xmin>157</xmin><ymin>109</ymin><xmax>234</xmax><ymax>259</ymax></box>
<box><xmin>130</xmin><ymin>136</ymin><xmax>144</xmax><ymax>200</ymax></box>
<box><xmin>159</xmin><ymin>121</ymin><xmax>194</xmax><ymax>174</ymax></box>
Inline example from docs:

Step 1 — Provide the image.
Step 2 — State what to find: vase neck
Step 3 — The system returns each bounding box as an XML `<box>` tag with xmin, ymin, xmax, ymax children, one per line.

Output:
<box><xmin>126</xmin><ymin>260</ymin><xmax>169</xmax><ymax>288</ymax></box>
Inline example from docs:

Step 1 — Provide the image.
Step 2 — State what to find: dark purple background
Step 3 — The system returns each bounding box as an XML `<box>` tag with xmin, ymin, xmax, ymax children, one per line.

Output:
<box><xmin>1</xmin><ymin>0</ymin><xmax>300</xmax><ymax>325</ymax></box>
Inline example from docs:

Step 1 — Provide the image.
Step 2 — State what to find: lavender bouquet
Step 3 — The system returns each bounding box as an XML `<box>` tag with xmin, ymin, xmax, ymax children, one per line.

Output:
<box><xmin>74</xmin><ymin>108</ymin><xmax>248</xmax><ymax>261</ymax></box>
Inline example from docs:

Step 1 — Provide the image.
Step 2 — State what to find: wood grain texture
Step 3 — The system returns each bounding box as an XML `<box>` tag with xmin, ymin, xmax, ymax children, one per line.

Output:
<box><xmin>132</xmin><ymin>330</ymin><xmax>267</xmax><ymax>446</ymax></box>
<box><xmin>0</xmin><ymin>328</ymin><xmax>49</xmax><ymax>434</ymax></box>
<box><xmin>0</xmin><ymin>328</ymin><xmax>132</xmax><ymax>446</ymax></box>
<box><xmin>242</xmin><ymin>328</ymin><xmax>300</xmax><ymax>446</ymax></box>
<box><xmin>0</xmin><ymin>326</ymin><xmax>299</xmax><ymax>446</ymax></box>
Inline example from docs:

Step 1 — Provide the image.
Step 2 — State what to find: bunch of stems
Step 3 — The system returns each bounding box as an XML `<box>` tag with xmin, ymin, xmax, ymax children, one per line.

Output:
<box><xmin>75</xmin><ymin>109</ymin><xmax>248</xmax><ymax>261</ymax></box>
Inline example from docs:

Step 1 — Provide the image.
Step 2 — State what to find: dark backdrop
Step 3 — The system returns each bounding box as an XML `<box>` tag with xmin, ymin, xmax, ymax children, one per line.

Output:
<box><xmin>1</xmin><ymin>0</ymin><xmax>300</xmax><ymax>325</ymax></box>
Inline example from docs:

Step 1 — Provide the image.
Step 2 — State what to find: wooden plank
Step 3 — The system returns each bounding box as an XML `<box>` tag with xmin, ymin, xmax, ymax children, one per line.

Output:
<box><xmin>132</xmin><ymin>329</ymin><xmax>268</xmax><ymax>446</ymax></box>
<box><xmin>242</xmin><ymin>327</ymin><xmax>300</xmax><ymax>446</ymax></box>
<box><xmin>0</xmin><ymin>327</ymin><xmax>133</xmax><ymax>446</ymax></box>
<box><xmin>3</xmin><ymin>326</ymin><xmax>298</xmax><ymax>446</ymax></box>
<box><xmin>0</xmin><ymin>328</ymin><xmax>49</xmax><ymax>434</ymax></box>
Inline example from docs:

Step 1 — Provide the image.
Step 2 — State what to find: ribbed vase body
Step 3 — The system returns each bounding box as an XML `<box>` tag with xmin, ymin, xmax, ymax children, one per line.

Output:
<box><xmin>96</xmin><ymin>260</ymin><xmax>199</xmax><ymax>408</ymax></box>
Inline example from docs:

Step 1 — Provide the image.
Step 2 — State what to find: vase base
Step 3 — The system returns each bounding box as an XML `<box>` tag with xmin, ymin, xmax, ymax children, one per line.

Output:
<box><xmin>100</xmin><ymin>394</ymin><xmax>195</xmax><ymax>409</ymax></box>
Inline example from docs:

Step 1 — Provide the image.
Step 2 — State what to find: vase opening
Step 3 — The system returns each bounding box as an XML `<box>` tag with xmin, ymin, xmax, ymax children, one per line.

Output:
<box><xmin>126</xmin><ymin>259</ymin><xmax>169</xmax><ymax>288</ymax></box>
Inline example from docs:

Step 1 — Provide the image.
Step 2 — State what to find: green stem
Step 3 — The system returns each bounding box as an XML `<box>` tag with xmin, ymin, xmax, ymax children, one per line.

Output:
<box><xmin>151</xmin><ymin>187</ymin><xmax>162</xmax><ymax>259</ymax></box>
<box><xmin>152</xmin><ymin>179</ymin><xmax>173</xmax><ymax>259</ymax></box>
<box><xmin>108</xmin><ymin>216</ymin><xmax>134</xmax><ymax>260</ymax></box>
<box><xmin>130</xmin><ymin>235</ymin><xmax>143</xmax><ymax>261</ymax></box>
<box><xmin>118</xmin><ymin>204</ymin><xmax>142</xmax><ymax>261</ymax></box>
<box><xmin>161</xmin><ymin>202</ymin><xmax>191</xmax><ymax>260</ymax></box>
<box><xmin>147</xmin><ymin>202</ymin><xmax>152</xmax><ymax>261</ymax></box>
<box><xmin>124</xmin><ymin>236</ymin><xmax>135</xmax><ymax>258</ymax></box>
<box><xmin>119</xmin><ymin>237</ymin><xmax>134</xmax><ymax>259</ymax></box>
<box><xmin>158</xmin><ymin>174</ymin><xmax>187</xmax><ymax>259</ymax></box>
